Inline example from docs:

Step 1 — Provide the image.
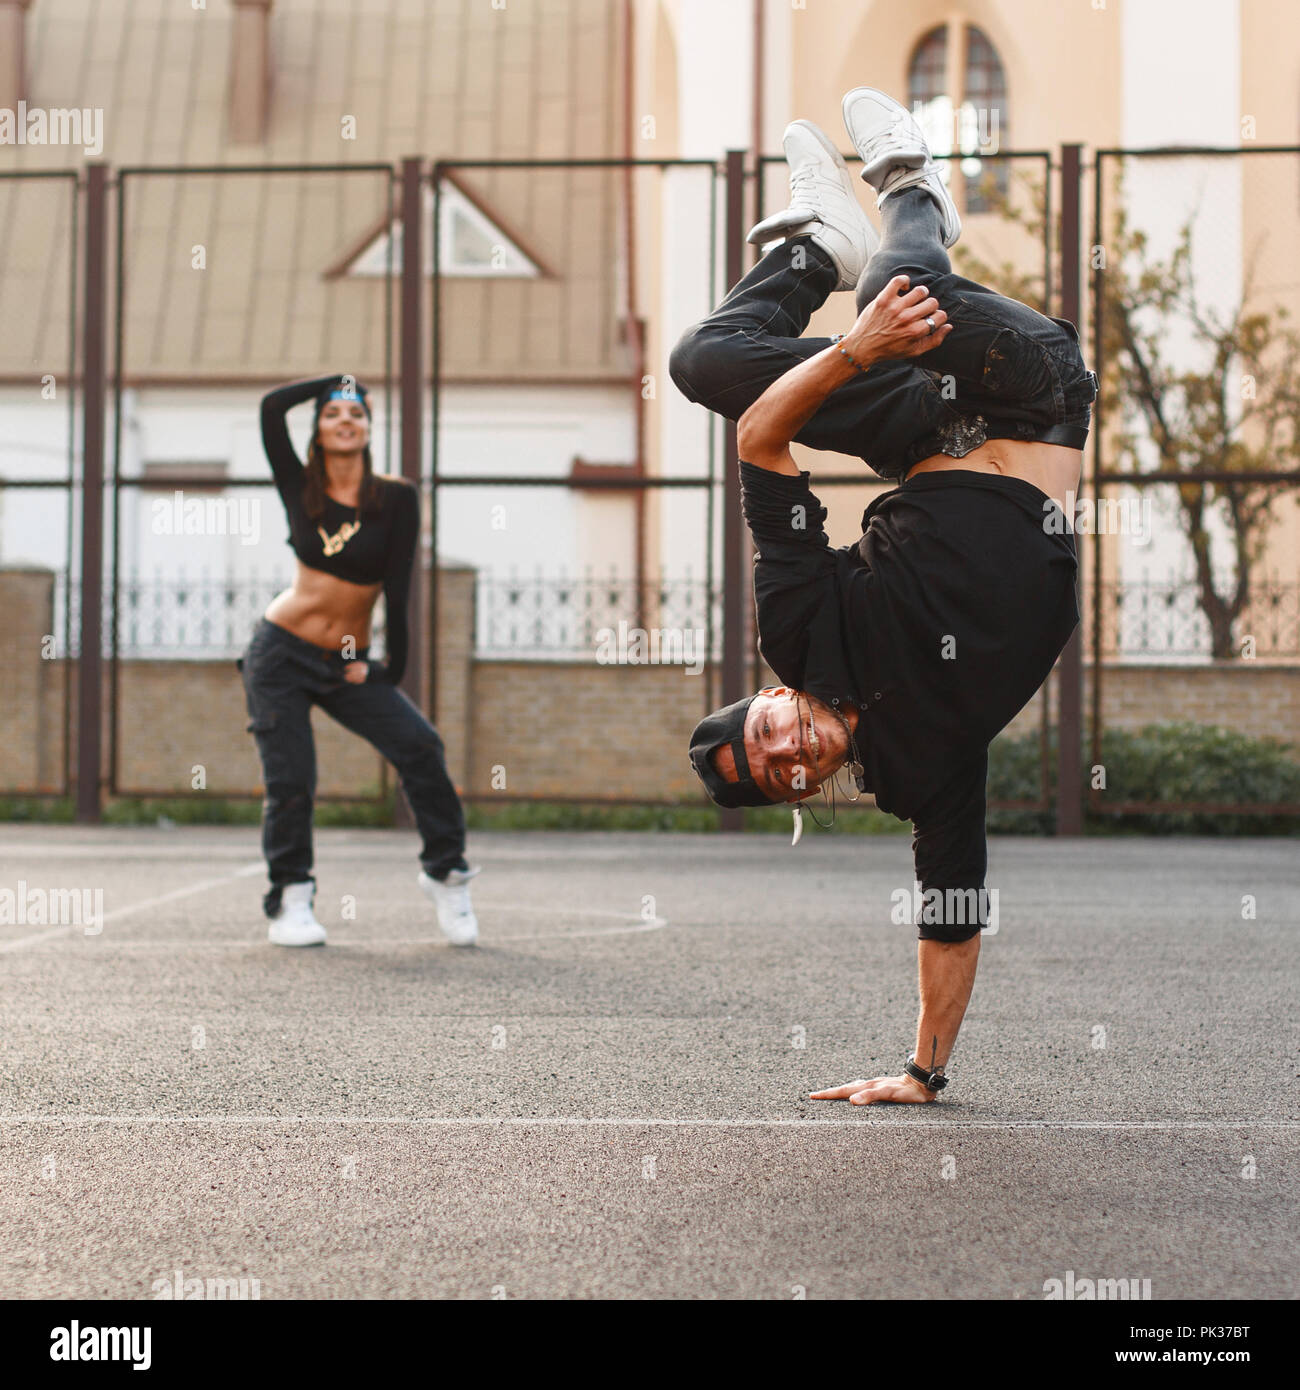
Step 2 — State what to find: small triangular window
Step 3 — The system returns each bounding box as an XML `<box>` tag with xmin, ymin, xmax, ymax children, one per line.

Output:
<box><xmin>346</xmin><ymin>183</ymin><xmax>540</xmax><ymax>279</ymax></box>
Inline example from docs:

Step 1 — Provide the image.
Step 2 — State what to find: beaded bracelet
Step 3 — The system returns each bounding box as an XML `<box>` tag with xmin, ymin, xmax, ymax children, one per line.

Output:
<box><xmin>830</xmin><ymin>332</ymin><xmax>869</xmax><ymax>374</ymax></box>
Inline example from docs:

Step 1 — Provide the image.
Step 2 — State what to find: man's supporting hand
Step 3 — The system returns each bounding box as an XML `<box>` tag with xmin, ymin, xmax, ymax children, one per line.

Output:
<box><xmin>810</xmin><ymin>933</ymin><xmax>982</xmax><ymax>1106</ymax></box>
<box><xmin>810</xmin><ymin>1074</ymin><xmax>937</xmax><ymax>1105</ymax></box>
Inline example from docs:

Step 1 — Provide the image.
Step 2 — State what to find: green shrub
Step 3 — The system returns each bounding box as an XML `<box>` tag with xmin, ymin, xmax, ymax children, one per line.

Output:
<box><xmin>989</xmin><ymin>722</ymin><xmax>1300</xmax><ymax>835</ymax></box>
<box><xmin>743</xmin><ymin>798</ymin><xmax>906</xmax><ymax>836</ymax></box>
<box><xmin>0</xmin><ymin>796</ymin><xmax>76</xmax><ymax>823</ymax></box>
<box><xmin>464</xmin><ymin>801</ymin><xmax>719</xmax><ymax>832</ymax></box>
<box><xmin>987</xmin><ymin>730</ymin><xmax>1056</xmax><ymax>835</ymax></box>
<box><xmin>101</xmin><ymin>797</ymin><xmax>262</xmax><ymax>826</ymax></box>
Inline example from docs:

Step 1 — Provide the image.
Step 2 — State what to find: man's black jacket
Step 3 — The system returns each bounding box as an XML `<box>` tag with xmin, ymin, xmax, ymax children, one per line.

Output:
<box><xmin>741</xmin><ymin>462</ymin><xmax>1078</xmax><ymax>933</ymax></box>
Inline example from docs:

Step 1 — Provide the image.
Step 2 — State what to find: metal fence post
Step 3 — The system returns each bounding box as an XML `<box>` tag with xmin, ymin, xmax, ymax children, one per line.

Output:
<box><xmin>76</xmin><ymin>164</ymin><xmax>107</xmax><ymax>823</ymax></box>
<box><xmin>392</xmin><ymin>156</ymin><xmax>425</xmax><ymax>830</ymax></box>
<box><xmin>1056</xmin><ymin>143</ymin><xmax>1084</xmax><ymax>835</ymax></box>
<box><xmin>720</xmin><ymin>149</ymin><xmax>748</xmax><ymax>832</ymax></box>
<box><xmin>400</xmin><ymin>156</ymin><xmax>425</xmax><ymax>711</ymax></box>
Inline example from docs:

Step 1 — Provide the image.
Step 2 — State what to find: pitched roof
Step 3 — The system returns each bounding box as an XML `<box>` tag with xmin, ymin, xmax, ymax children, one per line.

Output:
<box><xmin>0</xmin><ymin>0</ymin><xmax>630</xmax><ymax>382</ymax></box>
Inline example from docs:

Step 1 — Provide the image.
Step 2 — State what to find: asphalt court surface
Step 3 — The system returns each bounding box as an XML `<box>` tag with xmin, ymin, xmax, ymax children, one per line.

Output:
<box><xmin>1</xmin><ymin>825</ymin><xmax>1296</xmax><ymax>1299</ymax></box>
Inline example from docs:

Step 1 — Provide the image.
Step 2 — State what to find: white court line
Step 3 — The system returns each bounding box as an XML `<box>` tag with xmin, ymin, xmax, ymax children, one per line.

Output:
<box><xmin>92</xmin><ymin>917</ymin><xmax>671</xmax><ymax>948</ymax></box>
<box><xmin>37</xmin><ymin>902</ymin><xmax>669</xmax><ymax>949</ymax></box>
<box><xmin>0</xmin><ymin>862</ymin><xmax>264</xmax><ymax>952</ymax></box>
<box><xmin>474</xmin><ymin>902</ymin><xmax>662</xmax><ymax>919</ymax></box>
<box><xmin>0</xmin><ymin>1116</ymin><xmax>1296</xmax><ymax>1130</ymax></box>
<box><xmin>466</xmin><ymin>905</ymin><xmax>670</xmax><ymax>941</ymax></box>
<box><xmin>0</xmin><ymin>845</ymin><xmax>257</xmax><ymax>861</ymax></box>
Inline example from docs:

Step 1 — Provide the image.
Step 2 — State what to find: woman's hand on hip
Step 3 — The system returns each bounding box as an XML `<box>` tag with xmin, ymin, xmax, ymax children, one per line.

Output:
<box><xmin>840</xmin><ymin>275</ymin><xmax>951</xmax><ymax>366</ymax></box>
<box><xmin>343</xmin><ymin>661</ymin><xmax>369</xmax><ymax>684</ymax></box>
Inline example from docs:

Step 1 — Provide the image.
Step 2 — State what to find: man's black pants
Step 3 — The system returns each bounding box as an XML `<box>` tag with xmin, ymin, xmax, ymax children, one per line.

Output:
<box><xmin>668</xmin><ymin>188</ymin><xmax>1096</xmax><ymax>480</ymax></box>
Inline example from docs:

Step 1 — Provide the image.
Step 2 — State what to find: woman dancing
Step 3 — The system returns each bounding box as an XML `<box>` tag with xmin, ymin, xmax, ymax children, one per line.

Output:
<box><xmin>237</xmin><ymin>374</ymin><xmax>479</xmax><ymax>948</ymax></box>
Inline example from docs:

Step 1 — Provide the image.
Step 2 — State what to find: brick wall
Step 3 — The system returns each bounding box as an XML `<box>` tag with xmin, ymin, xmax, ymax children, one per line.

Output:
<box><xmin>115</xmin><ymin>659</ymin><xmax>383</xmax><ymax>796</ymax></box>
<box><xmin>466</xmin><ymin>660</ymin><xmax>711</xmax><ymax>800</ymax></box>
<box><xmin>3</xmin><ymin>567</ymin><xmax>1298</xmax><ymax>801</ymax></box>
<box><xmin>0</xmin><ymin>570</ymin><xmax>61</xmax><ymax>790</ymax></box>
<box><xmin>431</xmin><ymin>566</ymin><xmax>475</xmax><ymax>788</ymax></box>
<box><xmin>1001</xmin><ymin>662</ymin><xmax>1300</xmax><ymax>752</ymax></box>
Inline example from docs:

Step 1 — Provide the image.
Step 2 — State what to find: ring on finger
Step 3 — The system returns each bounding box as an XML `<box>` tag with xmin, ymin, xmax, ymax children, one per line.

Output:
<box><xmin>925</xmin><ymin>315</ymin><xmax>937</xmax><ymax>333</ymax></box>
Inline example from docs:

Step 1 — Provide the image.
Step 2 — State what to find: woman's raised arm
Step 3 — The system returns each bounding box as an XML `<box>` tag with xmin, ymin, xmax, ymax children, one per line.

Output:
<box><xmin>259</xmin><ymin>375</ymin><xmax>345</xmax><ymax>498</ymax></box>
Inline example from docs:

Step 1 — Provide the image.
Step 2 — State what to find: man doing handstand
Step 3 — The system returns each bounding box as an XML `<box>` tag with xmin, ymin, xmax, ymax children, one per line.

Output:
<box><xmin>669</xmin><ymin>89</ymin><xmax>1096</xmax><ymax>1106</ymax></box>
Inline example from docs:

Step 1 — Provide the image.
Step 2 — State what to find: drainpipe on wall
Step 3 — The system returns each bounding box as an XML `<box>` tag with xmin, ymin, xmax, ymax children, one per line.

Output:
<box><xmin>622</xmin><ymin>0</ymin><xmax>647</xmax><ymax>631</ymax></box>
<box><xmin>751</xmin><ymin>0</ymin><xmax>764</xmax><ymax>237</ymax></box>
<box><xmin>749</xmin><ymin>0</ymin><xmax>766</xmax><ymax>690</ymax></box>
<box><xmin>0</xmin><ymin>0</ymin><xmax>34</xmax><ymax>110</ymax></box>
<box><xmin>229</xmin><ymin>0</ymin><xmax>274</xmax><ymax>145</ymax></box>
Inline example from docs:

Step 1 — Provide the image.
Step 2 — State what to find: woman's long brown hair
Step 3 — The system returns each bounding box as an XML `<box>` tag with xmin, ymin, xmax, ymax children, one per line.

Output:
<box><xmin>301</xmin><ymin>435</ymin><xmax>386</xmax><ymax>521</ymax></box>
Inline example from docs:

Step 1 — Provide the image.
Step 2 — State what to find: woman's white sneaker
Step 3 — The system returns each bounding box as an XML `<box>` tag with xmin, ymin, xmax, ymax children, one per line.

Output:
<box><xmin>267</xmin><ymin>881</ymin><xmax>327</xmax><ymax>947</ymax></box>
<box><xmin>418</xmin><ymin>867</ymin><xmax>481</xmax><ymax>946</ymax></box>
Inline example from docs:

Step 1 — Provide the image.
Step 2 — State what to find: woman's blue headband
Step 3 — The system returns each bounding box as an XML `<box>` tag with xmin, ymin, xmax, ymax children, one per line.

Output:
<box><xmin>317</xmin><ymin>383</ymin><xmax>372</xmax><ymax>418</ymax></box>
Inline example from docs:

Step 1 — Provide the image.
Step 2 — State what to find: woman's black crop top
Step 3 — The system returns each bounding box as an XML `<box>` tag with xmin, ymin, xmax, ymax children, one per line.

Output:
<box><xmin>260</xmin><ymin>376</ymin><xmax>419</xmax><ymax>685</ymax></box>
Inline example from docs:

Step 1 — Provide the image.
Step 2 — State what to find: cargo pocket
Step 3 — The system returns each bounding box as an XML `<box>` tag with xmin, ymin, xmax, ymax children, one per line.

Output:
<box><xmin>245</xmin><ymin>711</ymin><xmax>276</xmax><ymax>737</ymax></box>
<box><xmin>981</xmin><ymin>328</ymin><xmax>1054</xmax><ymax>405</ymax></box>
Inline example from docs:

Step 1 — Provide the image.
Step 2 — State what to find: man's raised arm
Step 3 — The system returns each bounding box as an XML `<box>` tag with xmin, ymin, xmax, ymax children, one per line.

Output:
<box><xmin>736</xmin><ymin>275</ymin><xmax>949</xmax><ymax>473</ymax></box>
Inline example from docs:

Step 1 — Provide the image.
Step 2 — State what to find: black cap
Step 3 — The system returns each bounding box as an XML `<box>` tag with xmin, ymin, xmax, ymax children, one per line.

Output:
<box><xmin>688</xmin><ymin>696</ymin><xmax>776</xmax><ymax>809</ymax></box>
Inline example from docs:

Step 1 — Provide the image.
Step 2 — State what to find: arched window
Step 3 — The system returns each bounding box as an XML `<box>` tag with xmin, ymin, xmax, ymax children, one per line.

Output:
<box><xmin>961</xmin><ymin>26</ymin><xmax>1008</xmax><ymax>212</ymax></box>
<box><xmin>908</xmin><ymin>27</ymin><xmax>948</xmax><ymax>115</ymax></box>
<box><xmin>906</xmin><ymin>23</ymin><xmax>1009</xmax><ymax>215</ymax></box>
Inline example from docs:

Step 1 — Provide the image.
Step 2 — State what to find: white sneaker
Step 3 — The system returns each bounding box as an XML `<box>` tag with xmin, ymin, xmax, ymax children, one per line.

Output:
<box><xmin>268</xmin><ymin>881</ymin><xmax>326</xmax><ymax>947</ymax></box>
<box><xmin>840</xmin><ymin>87</ymin><xmax>931</xmax><ymax>186</ymax></box>
<box><xmin>418</xmin><ymin>866</ymin><xmax>481</xmax><ymax>947</ymax></box>
<box><xmin>747</xmin><ymin>120</ymin><xmax>879</xmax><ymax>291</ymax></box>
<box><xmin>841</xmin><ymin>87</ymin><xmax>961</xmax><ymax>248</ymax></box>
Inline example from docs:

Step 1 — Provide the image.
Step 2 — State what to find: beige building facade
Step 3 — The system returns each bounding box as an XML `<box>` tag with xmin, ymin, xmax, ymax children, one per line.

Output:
<box><xmin>638</xmin><ymin>0</ymin><xmax>1300</xmax><ymax>644</ymax></box>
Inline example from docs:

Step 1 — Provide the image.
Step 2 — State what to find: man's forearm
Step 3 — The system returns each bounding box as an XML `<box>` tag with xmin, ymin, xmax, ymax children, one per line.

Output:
<box><xmin>913</xmin><ymin>935</ymin><xmax>981</xmax><ymax>1073</ymax></box>
<box><xmin>736</xmin><ymin>343</ymin><xmax>864</xmax><ymax>467</ymax></box>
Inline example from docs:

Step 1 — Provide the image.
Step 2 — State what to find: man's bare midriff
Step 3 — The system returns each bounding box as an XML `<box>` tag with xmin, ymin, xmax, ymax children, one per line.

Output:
<box><xmin>905</xmin><ymin>438</ymin><xmax>1081</xmax><ymax>515</ymax></box>
<box><xmin>264</xmin><ymin>562</ymin><xmax>382</xmax><ymax>653</ymax></box>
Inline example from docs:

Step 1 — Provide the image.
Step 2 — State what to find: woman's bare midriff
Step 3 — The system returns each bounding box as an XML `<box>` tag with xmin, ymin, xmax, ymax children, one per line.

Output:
<box><xmin>905</xmin><ymin>439</ymin><xmax>1081</xmax><ymax>515</ymax></box>
<box><xmin>264</xmin><ymin>562</ymin><xmax>382</xmax><ymax>653</ymax></box>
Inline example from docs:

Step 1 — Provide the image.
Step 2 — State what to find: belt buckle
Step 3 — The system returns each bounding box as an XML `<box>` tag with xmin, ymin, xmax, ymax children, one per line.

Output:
<box><xmin>937</xmin><ymin>413</ymin><xmax>988</xmax><ymax>459</ymax></box>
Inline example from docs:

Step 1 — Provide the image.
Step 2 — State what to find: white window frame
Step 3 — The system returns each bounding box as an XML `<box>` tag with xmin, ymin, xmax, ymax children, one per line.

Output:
<box><xmin>347</xmin><ymin>185</ymin><xmax>541</xmax><ymax>280</ymax></box>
